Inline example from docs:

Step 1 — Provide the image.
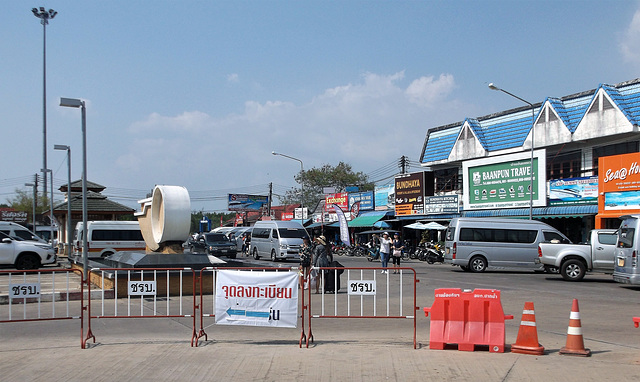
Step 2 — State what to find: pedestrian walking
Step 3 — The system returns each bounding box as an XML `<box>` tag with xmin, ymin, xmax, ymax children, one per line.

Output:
<box><xmin>392</xmin><ymin>232</ymin><xmax>404</xmax><ymax>274</ymax></box>
<box><xmin>380</xmin><ymin>232</ymin><xmax>392</xmax><ymax>274</ymax></box>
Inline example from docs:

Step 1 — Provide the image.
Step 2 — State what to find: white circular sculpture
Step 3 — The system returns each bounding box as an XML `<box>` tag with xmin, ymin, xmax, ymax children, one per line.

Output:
<box><xmin>136</xmin><ymin>185</ymin><xmax>191</xmax><ymax>252</ymax></box>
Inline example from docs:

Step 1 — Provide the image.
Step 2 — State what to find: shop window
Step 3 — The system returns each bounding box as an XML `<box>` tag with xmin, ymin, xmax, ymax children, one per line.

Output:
<box><xmin>435</xmin><ymin>168</ymin><xmax>460</xmax><ymax>193</ymax></box>
<box><xmin>593</xmin><ymin>142</ymin><xmax>640</xmax><ymax>176</ymax></box>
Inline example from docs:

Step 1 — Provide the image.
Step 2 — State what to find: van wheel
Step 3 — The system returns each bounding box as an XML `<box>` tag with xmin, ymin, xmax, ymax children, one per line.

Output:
<box><xmin>561</xmin><ymin>259</ymin><xmax>586</xmax><ymax>281</ymax></box>
<box><xmin>252</xmin><ymin>248</ymin><xmax>260</xmax><ymax>260</ymax></box>
<box><xmin>16</xmin><ymin>254</ymin><xmax>41</xmax><ymax>270</ymax></box>
<box><xmin>271</xmin><ymin>250</ymin><xmax>277</xmax><ymax>262</ymax></box>
<box><xmin>469</xmin><ymin>256</ymin><xmax>487</xmax><ymax>272</ymax></box>
<box><xmin>460</xmin><ymin>265</ymin><xmax>470</xmax><ymax>272</ymax></box>
<box><xmin>101</xmin><ymin>251</ymin><xmax>113</xmax><ymax>258</ymax></box>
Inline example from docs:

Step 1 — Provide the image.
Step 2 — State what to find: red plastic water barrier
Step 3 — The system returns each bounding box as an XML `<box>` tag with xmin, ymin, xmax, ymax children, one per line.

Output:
<box><xmin>634</xmin><ymin>317</ymin><xmax>640</xmax><ymax>328</ymax></box>
<box><xmin>423</xmin><ymin>288</ymin><xmax>513</xmax><ymax>353</ymax></box>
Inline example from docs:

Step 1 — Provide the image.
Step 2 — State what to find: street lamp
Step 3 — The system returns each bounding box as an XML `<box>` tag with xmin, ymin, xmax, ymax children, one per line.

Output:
<box><xmin>40</xmin><ymin>168</ymin><xmax>55</xmax><ymax>245</ymax></box>
<box><xmin>25</xmin><ymin>182</ymin><xmax>36</xmax><ymax>231</ymax></box>
<box><xmin>488</xmin><ymin>83</ymin><xmax>536</xmax><ymax>220</ymax></box>
<box><xmin>59</xmin><ymin>97</ymin><xmax>87</xmax><ymax>280</ymax></box>
<box><xmin>54</xmin><ymin>144</ymin><xmax>71</xmax><ymax>257</ymax></box>
<box><xmin>32</xmin><ymin>7</ymin><xmax>58</xmax><ymax>205</ymax></box>
<box><xmin>272</xmin><ymin>151</ymin><xmax>304</xmax><ymax>222</ymax></box>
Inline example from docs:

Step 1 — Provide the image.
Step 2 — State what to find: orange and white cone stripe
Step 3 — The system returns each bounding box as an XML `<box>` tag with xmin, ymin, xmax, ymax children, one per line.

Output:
<box><xmin>559</xmin><ymin>299</ymin><xmax>591</xmax><ymax>357</ymax></box>
<box><xmin>511</xmin><ymin>301</ymin><xmax>544</xmax><ymax>355</ymax></box>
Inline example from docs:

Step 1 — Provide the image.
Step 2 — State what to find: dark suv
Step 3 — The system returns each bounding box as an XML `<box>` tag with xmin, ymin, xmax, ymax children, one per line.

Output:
<box><xmin>191</xmin><ymin>233</ymin><xmax>237</xmax><ymax>259</ymax></box>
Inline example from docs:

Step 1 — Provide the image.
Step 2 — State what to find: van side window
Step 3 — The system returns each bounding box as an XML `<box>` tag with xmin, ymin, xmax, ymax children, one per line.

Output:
<box><xmin>618</xmin><ymin>228</ymin><xmax>635</xmax><ymax>248</ymax></box>
<box><xmin>92</xmin><ymin>229</ymin><xmax>144</xmax><ymax>241</ymax></box>
<box><xmin>459</xmin><ymin>228</ymin><xmax>537</xmax><ymax>243</ymax></box>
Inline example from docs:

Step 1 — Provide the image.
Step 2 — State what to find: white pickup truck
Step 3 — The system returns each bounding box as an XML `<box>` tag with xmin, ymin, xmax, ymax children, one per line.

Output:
<box><xmin>536</xmin><ymin>229</ymin><xmax>617</xmax><ymax>281</ymax></box>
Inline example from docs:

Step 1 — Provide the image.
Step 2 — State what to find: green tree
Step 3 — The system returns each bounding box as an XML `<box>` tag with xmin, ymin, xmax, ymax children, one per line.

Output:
<box><xmin>6</xmin><ymin>189</ymin><xmax>51</xmax><ymax>222</ymax></box>
<box><xmin>279</xmin><ymin>162</ymin><xmax>374</xmax><ymax>211</ymax></box>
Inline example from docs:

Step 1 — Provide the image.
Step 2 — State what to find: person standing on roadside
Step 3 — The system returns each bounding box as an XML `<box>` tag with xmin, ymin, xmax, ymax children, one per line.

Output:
<box><xmin>379</xmin><ymin>232</ymin><xmax>392</xmax><ymax>274</ymax></box>
<box><xmin>300</xmin><ymin>237</ymin><xmax>314</xmax><ymax>289</ymax></box>
<box><xmin>313</xmin><ymin>235</ymin><xmax>330</xmax><ymax>293</ymax></box>
<box><xmin>392</xmin><ymin>232</ymin><xmax>404</xmax><ymax>274</ymax></box>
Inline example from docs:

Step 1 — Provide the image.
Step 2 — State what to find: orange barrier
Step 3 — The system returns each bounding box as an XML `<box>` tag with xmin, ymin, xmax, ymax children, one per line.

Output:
<box><xmin>511</xmin><ymin>301</ymin><xmax>544</xmax><ymax>355</ymax></box>
<box><xmin>559</xmin><ymin>298</ymin><xmax>591</xmax><ymax>357</ymax></box>
<box><xmin>423</xmin><ymin>288</ymin><xmax>514</xmax><ymax>353</ymax></box>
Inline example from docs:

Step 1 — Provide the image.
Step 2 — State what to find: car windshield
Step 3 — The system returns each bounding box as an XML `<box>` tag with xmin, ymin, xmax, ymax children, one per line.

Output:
<box><xmin>278</xmin><ymin>228</ymin><xmax>307</xmax><ymax>239</ymax></box>
<box><xmin>205</xmin><ymin>233</ymin><xmax>230</xmax><ymax>243</ymax></box>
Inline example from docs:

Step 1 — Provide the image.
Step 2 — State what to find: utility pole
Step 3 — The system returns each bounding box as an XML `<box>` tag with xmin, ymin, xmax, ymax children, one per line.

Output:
<box><xmin>267</xmin><ymin>182</ymin><xmax>272</xmax><ymax>217</ymax></box>
<box><xmin>399</xmin><ymin>155</ymin><xmax>407</xmax><ymax>174</ymax></box>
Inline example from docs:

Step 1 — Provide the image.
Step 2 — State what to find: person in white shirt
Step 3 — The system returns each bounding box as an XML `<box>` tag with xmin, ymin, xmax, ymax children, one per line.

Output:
<box><xmin>379</xmin><ymin>232</ymin><xmax>392</xmax><ymax>274</ymax></box>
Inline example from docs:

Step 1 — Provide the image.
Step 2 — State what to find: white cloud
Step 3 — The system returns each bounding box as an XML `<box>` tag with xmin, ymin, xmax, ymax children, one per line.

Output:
<box><xmin>620</xmin><ymin>9</ymin><xmax>640</xmax><ymax>63</ymax></box>
<box><xmin>114</xmin><ymin>71</ymin><xmax>460</xmax><ymax>209</ymax></box>
<box><xmin>227</xmin><ymin>73</ymin><xmax>239</xmax><ymax>82</ymax></box>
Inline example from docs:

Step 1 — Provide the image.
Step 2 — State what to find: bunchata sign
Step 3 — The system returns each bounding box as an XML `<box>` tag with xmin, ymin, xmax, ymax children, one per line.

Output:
<box><xmin>215</xmin><ymin>270</ymin><xmax>299</xmax><ymax>328</ymax></box>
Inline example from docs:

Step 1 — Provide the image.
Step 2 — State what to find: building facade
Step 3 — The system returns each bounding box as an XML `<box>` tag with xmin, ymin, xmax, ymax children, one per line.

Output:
<box><xmin>419</xmin><ymin>78</ymin><xmax>640</xmax><ymax>243</ymax></box>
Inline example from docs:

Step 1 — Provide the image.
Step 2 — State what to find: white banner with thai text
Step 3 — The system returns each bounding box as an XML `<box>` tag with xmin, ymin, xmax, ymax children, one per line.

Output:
<box><xmin>215</xmin><ymin>270</ymin><xmax>299</xmax><ymax>328</ymax></box>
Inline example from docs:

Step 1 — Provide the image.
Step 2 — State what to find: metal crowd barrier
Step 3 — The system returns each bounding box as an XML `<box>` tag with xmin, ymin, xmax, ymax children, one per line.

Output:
<box><xmin>85</xmin><ymin>267</ymin><xmax>197</xmax><ymax>348</ymax></box>
<box><xmin>0</xmin><ymin>268</ymin><xmax>87</xmax><ymax>348</ymax></box>
<box><xmin>304</xmin><ymin>266</ymin><xmax>420</xmax><ymax>348</ymax></box>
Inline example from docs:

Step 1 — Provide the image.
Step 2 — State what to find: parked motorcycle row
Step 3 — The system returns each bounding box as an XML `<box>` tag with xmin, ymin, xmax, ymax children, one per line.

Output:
<box><xmin>331</xmin><ymin>241</ymin><xmax>445</xmax><ymax>264</ymax></box>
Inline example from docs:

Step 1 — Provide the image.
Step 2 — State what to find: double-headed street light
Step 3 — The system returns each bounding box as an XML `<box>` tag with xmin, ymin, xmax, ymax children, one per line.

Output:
<box><xmin>488</xmin><ymin>83</ymin><xmax>536</xmax><ymax>220</ymax></box>
<box><xmin>54</xmin><ymin>144</ymin><xmax>71</xmax><ymax>257</ymax></box>
<box><xmin>32</xmin><ymin>7</ymin><xmax>57</xmax><ymax>204</ymax></box>
<box><xmin>272</xmin><ymin>151</ymin><xmax>304</xmax><ymax>222</ymax></box>
<box><xmin>59</xmin><ymin>97</ymin><xmax>87</xmax><ymax>280</ymax></box>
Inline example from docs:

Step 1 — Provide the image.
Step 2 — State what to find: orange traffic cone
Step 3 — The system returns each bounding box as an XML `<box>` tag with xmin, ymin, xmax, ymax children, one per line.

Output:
<box><xmin>511</xmin><ymin>301</ymin><xmax>544</xmax><ymax>355</ymax></box>
<box><xmin>559</xmin><ymin>299</ymin><xmax>591</xmax><ymax>357</ymax></box>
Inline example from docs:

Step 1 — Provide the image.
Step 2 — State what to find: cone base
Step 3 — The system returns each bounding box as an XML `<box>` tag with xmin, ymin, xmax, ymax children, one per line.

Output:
<box><xmin>511</xmin><ymin>343</ymin><xmax>545</xmax><ymax>355</ymax></box>
<box><xmin>559</xmin><ymin>346</ymin><xmax>591</xmax><ymax>357</ymax></box>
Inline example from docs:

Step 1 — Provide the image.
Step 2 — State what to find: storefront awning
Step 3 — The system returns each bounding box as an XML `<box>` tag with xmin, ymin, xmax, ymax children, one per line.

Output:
<box><xmin>461</xmin><ymin>205</ymin><xmax>598</xmax><ymax>219</ymax></box>
<box><xmin>348</xmin><ymin>211</ymin><xmax>391</xmax><ymax>228</ymax></box>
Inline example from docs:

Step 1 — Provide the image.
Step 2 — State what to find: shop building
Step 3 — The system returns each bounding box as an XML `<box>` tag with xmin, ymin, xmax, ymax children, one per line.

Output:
<box><xmin>418</xmin><ymin>78</ymin><xmax>640</xmax><ymax>242</ymax></box>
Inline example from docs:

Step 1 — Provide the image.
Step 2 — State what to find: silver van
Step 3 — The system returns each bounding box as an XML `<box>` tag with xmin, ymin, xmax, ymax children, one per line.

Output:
<box><xmin>444</xmin><ymin>217</ymin><xmax>570</xmax><ymax>272</ymax></box>
<box><xmin>250</xmin><ymin>220</ymin><xmax>309</xmax><ymax>261</ymax></box>
<box><xmin>613</xmin><ymin>215</ymin><xmax>640</xmax><ymax>285</ymax></box>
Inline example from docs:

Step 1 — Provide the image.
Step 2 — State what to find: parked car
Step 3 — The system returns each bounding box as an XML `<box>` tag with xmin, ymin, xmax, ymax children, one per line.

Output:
<box><xmin>200</xmin><ymin>232</ymin><xmax>237</xmax><ymax>258</ymax></box>
<box><xmin>614</xmin><ymin>215</ymin><xmax>640</xmax><ymax>285</ymax></box>
<box><xmin>250</xmin><ymin>220</ymin><xmax>308</xmax><ymax>261</ymax></box>
<box><xmin>537</xmin><ymin>229</ymin><xmax>617</xmax><ymax>281</ymax></box>
<box><xmin>0</xmin><ymin>231</ymin><xmax>57</xmax><ymax>269</ymax></box>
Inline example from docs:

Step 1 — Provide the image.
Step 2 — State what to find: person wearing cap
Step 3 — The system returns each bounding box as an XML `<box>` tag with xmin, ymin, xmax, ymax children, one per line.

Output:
<box><xmin>391</xmin><ymin>233</ymin><xmax>404</xmax><ymax>274</ymax></box>
<box><xmin>313</xmin><ymin>235</ymin><xmax>330</xmax><ymax>293</ymax></box>
<box><xmin>379</xmin><ymin>232</ymin><xmax>392</xmax><ymax>274</ymax></box>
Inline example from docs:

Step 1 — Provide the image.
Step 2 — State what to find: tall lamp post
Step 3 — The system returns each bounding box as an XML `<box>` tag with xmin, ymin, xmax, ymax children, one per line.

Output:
<box><xmin>272</xmin><ymin>151</ymin><xmax>304</xmax><ymax>222</ymax></box>
<box><xmin>488</xmin><ymin>83</ymin><xmax>536</xmax><ymax>220</ymax></box>
<box><xmin>59</xmin><ymin>97</ymin><xmax>87</xmax><ymax>280</ymax></box>
<box><xmin>40</xmin><ymin>168</ymin><xmax>55</xmax><ymax>243</ymax></box>
<box><xmin>54</xmin><ymin>144</ymin><xmax>71</xmax><ymax>257</ymax></box>
<box><xmin>25</xmin><ymin>182</ymin><xmax>37</xmax><ymax>231</ymax></box>
<box><xmin>32</xmin><ymin>7</ymin><xmax>57</xmax><ymax>204</ymax></box>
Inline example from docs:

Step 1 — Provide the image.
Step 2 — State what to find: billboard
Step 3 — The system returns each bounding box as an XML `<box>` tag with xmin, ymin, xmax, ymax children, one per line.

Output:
<box><xmin>549</xmin><ymin>176</ymin><xmax>598</xmax><ymax>206</ymax></box>
<box><xmin>348</xmin><ymin>191</ymin><xmax>374</xmax><ymax>211</ymax></box>
<box><xmin>463</xmin><ymin>150</ymin><xmax>546</xmax><ymax>211</ymax></box>
<box><xmin>374</xmin><ymin>184</ymin><xmax>394</xmax><ymax>211</ymax></box>
<box><xmin>599</xmin><ymin>152</ymin><xmax>640</xmax><ymax>214</ymax></box>
<box><xmin>325</xmin><ymin>193</ymin><xmax>348</xmax><ymax>213</ymax></box>
<box><xmin>394</xmin><ymin>172</ymin><xmax>426</xmax><ymax>216</ymax></box>
<box><xmin>228</xmin><ymin>194</ymin><xmax>269</xmax><ymax>211</ymax></box>
<box><xmin>424</xmin><ymin>195</ymin><xmax>459</xmax><ymax>214</ymax></box>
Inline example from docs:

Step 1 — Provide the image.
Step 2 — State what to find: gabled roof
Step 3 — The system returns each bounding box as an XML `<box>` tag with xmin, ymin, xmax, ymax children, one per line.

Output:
<box><xmin>420</xmin><ymin>78</ymin><xmax>640</xmax><ymax>165</ymax></box>
<box><xmin>53</xmin><ymin>190</ymin><xmax>134</xmax><ymax>214</ymax></box>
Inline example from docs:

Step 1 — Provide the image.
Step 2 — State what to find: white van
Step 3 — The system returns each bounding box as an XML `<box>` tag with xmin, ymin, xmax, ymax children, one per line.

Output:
<box><xmin>0</xmin><ymin>222</ymin><xmax>47</xmax><ymax>243</ymax></box>
<box><xmin>613</xmin><ymin>215</ymin><xmax>640</xmax><ymax>285</ymax></box>
<box><xmin>444</xmin><ymin>217</ymin><xmax>570</xmax><ymax>272</ymax></box>
<box><xmin>250</xmin><ymin>220</ymin><xmax>309</xmax><ymax>261</ymax></box>
<box><xmin>74</xmin><ymin>221</ymin><xmax>146</xmax><ymax>258</ymax></box>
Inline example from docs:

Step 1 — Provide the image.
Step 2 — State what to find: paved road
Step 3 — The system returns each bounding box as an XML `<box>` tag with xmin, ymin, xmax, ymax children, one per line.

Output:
<box><xmin>1</xmin><ymin>256</ymin><xmax>640</xmax><ymax>381</ymax></box>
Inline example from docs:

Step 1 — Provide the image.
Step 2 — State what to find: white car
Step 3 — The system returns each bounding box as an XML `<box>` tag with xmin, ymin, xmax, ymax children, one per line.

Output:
<box><xmin>0</xmin><ymin>231</ymin><xmax>57</xmax><ymax>270</ymax></box>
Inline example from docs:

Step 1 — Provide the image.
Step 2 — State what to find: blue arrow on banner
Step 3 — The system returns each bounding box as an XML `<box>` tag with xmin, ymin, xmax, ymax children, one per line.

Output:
<box><xmin>226</xmin><ymin>307</ymin><xmax>270</xmax><ymax>318</ymax></box>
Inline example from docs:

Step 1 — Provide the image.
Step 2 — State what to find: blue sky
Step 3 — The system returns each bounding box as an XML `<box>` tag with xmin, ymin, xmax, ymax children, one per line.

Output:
<box><xmin>2</xmin><ymin>0</ymin><xmax>640</xmax><ymax>213</ymax></box>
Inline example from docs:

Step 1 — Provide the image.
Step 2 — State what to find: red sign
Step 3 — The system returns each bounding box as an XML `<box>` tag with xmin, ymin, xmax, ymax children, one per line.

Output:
<box><xmin>282</xmin><ymin>212</ymin><xmax>294</xmax><ymax>221</ymax></box>
<box><xmin>325</xmin><ymin>193</ymin><xmax>348</xmax><ymax>212</ymax></box>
